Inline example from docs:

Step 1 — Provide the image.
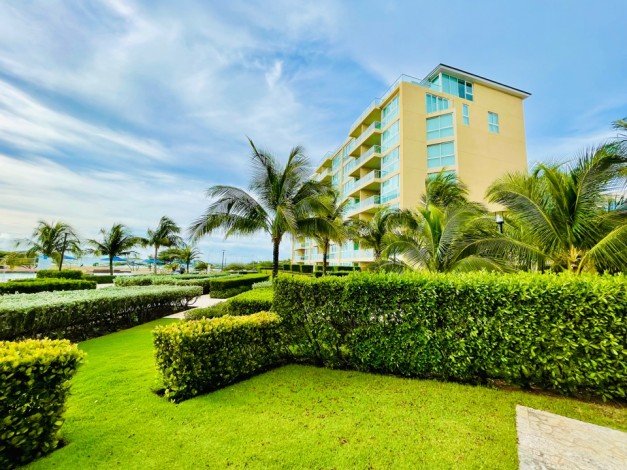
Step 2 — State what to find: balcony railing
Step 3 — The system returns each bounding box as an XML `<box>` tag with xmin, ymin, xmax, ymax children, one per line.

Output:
<box><xmin>342</xmin><ymin>249</ymin><xmax>374</xmax><ymax>260</ymax></box>
<box><xmin>352</xmin><ymin>121</ymin><xmax>381</xmax><ymax>150</ymax></box>
<box><xmin>315</xmin><ymin>167</ymin><xmax>331</xmax><ymax>181</ymax></box>
<box><xmin>346</xmin><ymin>194</ymin><xmax>381</xmax><ymax>215</ymax></box>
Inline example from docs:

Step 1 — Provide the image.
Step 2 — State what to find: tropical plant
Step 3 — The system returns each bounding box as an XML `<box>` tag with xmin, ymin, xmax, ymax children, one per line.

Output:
<box><xmin>20</xmin><ymin>221</ymin><xmax>81</xmax><ymax>271</ymax></box>
<box><xmin>189</xmin><ymin>139</ymin><xmax>330</xmax><ymax>278</ymax></box>
<box><xmin>1</xmin><ymin>251</ymin><xmax>34</xmax><ymax>270</ymax></box>
<box><xmin>143</xmin><ymin>217</ymin><xmax>183</xmax><ymax>274</ymax></box>
<box><xmin>175</xmin><ymin>244</ymin><xmax>203</xmax><ymax>273</ymax></box>
<box><xmin>86</xmin><ymin>223</ymin><xmax>140</xmax><ymax>275</ymax></box>
<box><xmin>299</xmin><ymin>190</ymin><xmax>352</xmax><ymax>275</ymax></box>
<box><xmin>351</xmin><ymin>207</ymin><xmax>398</xmax><ymax>263</ymax></box>
<box><xmin>486</xmin><ymin>144</ymin><xmax>627</xmax><ymax>273</ymax></box>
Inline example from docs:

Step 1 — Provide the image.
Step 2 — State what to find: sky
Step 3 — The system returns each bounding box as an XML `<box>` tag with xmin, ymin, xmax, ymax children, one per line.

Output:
<box><xmin>0</xmin><ymin>0</ymin><xmax>626</xmax><ymax>264</ymax></box>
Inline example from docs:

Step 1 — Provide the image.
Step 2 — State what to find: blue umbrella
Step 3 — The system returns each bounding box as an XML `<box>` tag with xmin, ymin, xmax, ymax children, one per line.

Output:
<box><xmin>101</xmin><ymin>256</ymin><xmax>127</xmax><ymax>262</ymax></box>
<box><xmin>143</xmin><ymin>259</ymin><xmax>165</xmax><ymax>265</ymax></box>
<box><xmin>63</xmin><ymin>254</ymin><xmax>77</xmax><ymax>260</ymax></box>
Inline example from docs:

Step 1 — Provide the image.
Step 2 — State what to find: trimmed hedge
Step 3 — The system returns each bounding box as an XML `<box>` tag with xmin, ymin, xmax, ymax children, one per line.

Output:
<box><xmin>114</xmin><ymin>275</ymin><xmax>218</xmax><ymax>294</ymax></box>
<box><xmin>36</xmin><ymin>270</ymin><xmax>83</xmax><ymax>280</ymax></box>
<box><xmin>113</xmin><ymin>276</ymin><xmax>154</xmax><ymax>287</ymax></box>
<box><xmin>273</xmin><ymin>273</ymin><xmax>627</xmax><ymax>400</ymax></box>
<box><xmin>0</xmin><ymin>279</ymin><xmax>96</xmax><ymax>295</ymax></box>
<box><xmin>209</xmin><ymin>273</ymin><xmax>270</xmax><ymax>299</ymax></box>
<box><xmin>0</xmin><ymin>285</ymin><xmax>202</xmax><ymax>341</ymax></box>
<box><xmin>82</xmin><ymin>274</ymin><xmax>115</xmax><ymax>284</ymax></box>
<box><xmin>183</xmin><ymin>303</ymin><xmax>228</xmax><ymax>321</ymax></box>
<box><xmin>1</xmin><ymin>339</ymin><xmax>84</xmax><ymax>468</ymax></box>
<box><xmin>153</xmin><ymin>312</ymin><xmax>283</xmax><ymax>402</ymax></box>
<box><xmin>225</xmin><ymin>288</ymin><xmax>273</xmax><ymax>316</ymax></box>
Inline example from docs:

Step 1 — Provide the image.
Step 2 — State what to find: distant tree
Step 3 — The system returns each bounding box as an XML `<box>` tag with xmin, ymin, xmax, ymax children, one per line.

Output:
<box><xmin>189</xmin><ymin>139</ymin><xmax>330</xmax><ymax>278</ymax></box>
<box><xmin>21</xmin><ymin>220</ymin><xmax>81</xmax><ymax>271</ymax></box>
<box><xmin>143</xmin><ymin>216</ymin><xmax>183</xmax><ymax>274</ymax></box>
<box><xmin>175</xmin><ymin>244</ymin><xmax>203</xmax><ymax>273</ymax></box>
<box><xmin>1</xmin><ymin>251</ymin><xmax>33</xmax><ymax>270</ymax></box>
<box><xmin>194</xmin><ymin>261</ymin><xmax>209</xmax><ymax>273</ymax></box>
<box><xmin>86</xmin><ymin>223</ymin><xmax>140</xmax><ymax>275</ymax></box>
<box><xmin>351</xmin><ymin>207</ymin><xmax>398</xmax><ymax>262</ymax></box>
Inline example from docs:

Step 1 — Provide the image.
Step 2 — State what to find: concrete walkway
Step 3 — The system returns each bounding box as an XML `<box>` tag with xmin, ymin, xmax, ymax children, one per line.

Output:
<box><xmin>517</xmin><ymin>405</ymin><xmax>627</xmax><ymax>469</ymax></box>
<box><xmin>164</xmin><ymin>294</ymin><xmax>227</xmax><ymax>319</ymax></box>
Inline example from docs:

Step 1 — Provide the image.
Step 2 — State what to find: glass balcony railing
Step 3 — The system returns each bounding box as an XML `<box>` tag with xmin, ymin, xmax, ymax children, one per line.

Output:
<box><xmin>346</xmin><ymin>194</ymin><xmax>381</xmax><ymax>215</ymax></box>
<box><xmin>315</xmin><ymin>167</ymin><xmax>331</xmax><ymax>181</ymax></box>
<box><xmin>352</xmin><ymin>121</ymin><xmax>381</xmax><ymax>150</ymax></box>
<box><xmin>343</xmin><ymin>249</ymin><xmax>374</xmax><ymax>260</ymax></box>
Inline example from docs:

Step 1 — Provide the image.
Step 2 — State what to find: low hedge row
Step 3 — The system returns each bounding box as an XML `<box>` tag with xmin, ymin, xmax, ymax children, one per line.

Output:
<box><xmin>273</xmin><ymin>273</ymin><xmax>627</xmax><ymax>400</ymax></box>
<box><xmin>0</xmin><ymin>285</ymin><xmax>202</xmax><ymax>341</ymax></box>
<box><xmin>82</xmin><ymin>274</ymin><xmax>115</xmax><ymax>284</ymax></box>
<box><xmin>0</xmin><ymin>279</ymin><xmax>96</xmax><ymax>295</ymax></box>
<box><xmin>1</xmin><ymin>339</ymin><xmax>84</xmax><ymax>468</ymax></box>
<box><xmin>114</xmin><ymin>275</ymin><xmax>216</xmax><ymax>294</ymax></box>
<box><xmin>36</xmin><ymin>270</ymin><xmax>83</xmax><ymax>280</ymax></box>
<box><xmin>184</xmin><ymin>288</ymin><xmax>274</xmax><ymax>320</ymax></box>
<box><xmin>153</xmin><ymin>312</ymin><xmax>282</xmax><ymax>402</ymax></box>
<box><xmin>209</xmin><ymin>273</ymin><xmax>270</xmax><ymax>299</ymax></box>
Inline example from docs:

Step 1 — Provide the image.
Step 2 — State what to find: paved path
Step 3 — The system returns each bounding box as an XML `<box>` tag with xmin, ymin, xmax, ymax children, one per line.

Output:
<box><xmin>517</xmin><ymin>405</ymin><xmax>627</xmax><ymax>469</ymax></box>
<box><xmin>164</xmin><ymin>294</ymin><xmax>227</xmax><ymax>319</ymax></box>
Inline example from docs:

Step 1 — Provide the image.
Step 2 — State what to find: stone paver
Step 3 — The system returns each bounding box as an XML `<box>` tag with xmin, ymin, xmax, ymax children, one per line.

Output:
<box><xmin>516</xmin><ymin>405</ymin><xmax>627</xmax><ymax>470</ymax></box>
<box><xmin>164</xmin><ymin>294</ymin><xmax>227</xmax><ymax>319</ymax></box>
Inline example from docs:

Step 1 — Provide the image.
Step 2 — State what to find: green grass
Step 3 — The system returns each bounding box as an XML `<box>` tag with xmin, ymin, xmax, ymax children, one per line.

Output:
<box><xmin>28</xmin><ymin>320</ymin><xmax>626</xmax><ymax>469</ymax></box>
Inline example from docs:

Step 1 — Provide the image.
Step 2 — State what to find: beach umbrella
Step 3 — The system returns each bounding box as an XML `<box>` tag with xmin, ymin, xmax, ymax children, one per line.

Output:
<box><xmin>143</xmin><ymin>259</ymin><xmax>165</xmax><ymax>265</ymax></box>
<box><xmin>63</xmin><ymin>254</ymin><xmax>77</xmax><ymax>260</ymax></box>
<box><xmin>101</xmin><ymin>256</ymin><xmax>127</xmax><ymax>262</ymax></box>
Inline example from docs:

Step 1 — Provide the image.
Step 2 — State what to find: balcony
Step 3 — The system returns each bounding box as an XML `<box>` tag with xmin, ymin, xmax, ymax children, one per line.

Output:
<box><xmin>315</xmin><ymin>167</ymin><xmax>331</xmax><ymax>183</ymax></box>
<box><xmin>346</xmin><ymin>194</ymin><xmax>381</xmax><ymax>216</ymax></box>
<box><xmin>348</xmin><ymin>145</ymin><xmax>381</xmax><ymax>177</ymax></box>
<box><xmin>349</xmin><ymin>121</ymin><xmax>382</xmax><ymax>157</ymax></box>
<box><xmin>345</xmin><ymin>170</ymin><xmax>383</xmax><ymax>198</ymax></box>
<box><xmin>342</xmin><ymin>249</ymin><xmax>374</xmax><ymax>261</ymax></box>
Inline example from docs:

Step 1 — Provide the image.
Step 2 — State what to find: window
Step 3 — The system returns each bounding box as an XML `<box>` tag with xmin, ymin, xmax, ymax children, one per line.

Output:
<box><xmin>332</xmin><ymin>155</ymin><xmax>341</xmax><ymax>170</ymax></box>
<box><xmin>381</xmin><ymin>120</ymin><xmax>400</xmax><ymax>152</ymax></box>
<box><xmin>382</xmin><ymin>147</ymin><xmax>400</xmax><ymax>174</ymax></box>
<box><xmin>441</xmin><ymin>73</ymin><xmax>473</xmax><ymax>100</ymax></box>
<box><xmin>426</xmin><ymin>93</ymin><xmax>449</xmax><ymax>113</ymax></box>
<box><xmin>488</xmin><ymin>112</ymin><xmax>499</xmax><ymax>133</ymax></box>
<box><xmin>427</xmin><ymin>170</ymin><xmax>457</xmax><ymax>180</ymax></box>
<box><xmin>381</xmin><ymin>174</ymin><xmax>400</xmax><ymax>202</ymax></box>
<box><xmin>427</xmin><ymin>141</ymin><xmax>455</xmax><ymax>168</ymax></box>
<box><xmin>426</xmin><ymin>113</ymin><xmax>454</xmax><ymax>140</ymax></box>
<box><xmin>462</xmin><ymin>104</ymin><xmax>469</xmax><ymax>125</ymax></box>
<box><xmin>381</xmin><ymin>95</ymin><xmax>399</xmax><ymax>128</ymax></box>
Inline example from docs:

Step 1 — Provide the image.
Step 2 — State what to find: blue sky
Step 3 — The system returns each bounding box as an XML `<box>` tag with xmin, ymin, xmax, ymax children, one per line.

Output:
<box><xmin>0</xmin><ymin>0</ymin><xmax>626</xmax><ymax>264</ymax></box>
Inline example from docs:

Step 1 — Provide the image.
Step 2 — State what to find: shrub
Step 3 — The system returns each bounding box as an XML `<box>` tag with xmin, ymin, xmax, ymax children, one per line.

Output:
<box><xmin>35</xmin><ymin>270</ymin><xmax>83</xmax><ymax>280</ymax></box>
<box><xmin>283</xmin><ymin>264</ymin><xmax>290</xmax><ymax>271</ymax></box>
<box><xmin>113</xmin><ymin>276</ymin><xmax>153</xmax><ymax>287</ymax></box>
<box><xmin>0</xmin><ymin>279</ymin><xmax>96</xmax><ymax>295</ymax></box>
<box><xmin>183</xmin><ymin>303</ymin><xmax>228</xmax><ymax>321</ymax></box>
<box><xmin>225</xmin><ymin>288</ymin><xmax>273</xmax><ymax>316</ymax></box>
<box><xmin>153</xmin><ymin>312</ymin><xmax>283</xmax><ymax>402</ymax></box>
<box><xmin>252</xmin><ymin>280</ymin><xmax>273</xmax><ymax>290</ymax></box>
<box><xmin>300</xmin><ymin>265</ymin><xmax>313</xmax><ymax>274</ymax></box>
<box><xmin>0</xmin><ymin>339</ymin><xmax>85</xmax><ymax>468</ymax></box>
<box><xmin>82</xmin><ymin>274</ymin><xmax>115</xmax><ymax>284</ymax></box>
<box><xmin>290</xmin><ymin>265</ymin><xmax>300</xmax><ymax>273</ymax></box>
<box><xmin>0</xmin><ymin>285</ymin><xmax>202</xmax><ymax>341</ymax></box>
<box><xmin>273</xmin><ymin>273</ymin><xmax>627</xmax><ymax>400</ymax></box>
<box><xmin>151</xmin><ymin>277</ymin><xmax>212</xmax><ymax>295</ymax></box>
<box><xmin>209</xmin><ymin>274</ymin><xmax>270</xmax><ymax>299</ymax></box>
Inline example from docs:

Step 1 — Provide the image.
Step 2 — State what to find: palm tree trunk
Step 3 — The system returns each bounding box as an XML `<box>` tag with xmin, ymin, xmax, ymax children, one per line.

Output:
<box><xmin>272</xmin><ymin>238</ymin><xmax>280</xmax><ymax>279</ymax></box>
<box><xmin>109</xmin><ymin>256</ymin><xmax>114</xmax><ymax>276</ymax></box>
<box><xmin>58</xmin><ymin>233</ymin><xmax>68</xmax><ymax>271</ymax></box>
<box><xmin>186</xmin><ymin>261</ymin><xmax>190</xmax><ymax>273</ymax></box>
<box><xmin>322</xmin><ymin>240</ymin><xmax>329</xmax><ymax>276</ymax></box>
<box><xmin>154</xmin><ymin>246</ymin><xmax>158</xmax><ymax>274</ymax></box>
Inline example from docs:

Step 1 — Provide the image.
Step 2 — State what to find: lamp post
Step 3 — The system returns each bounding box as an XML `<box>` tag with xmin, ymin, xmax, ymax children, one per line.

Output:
<box><xmin>221</xmin><ymin>250</ymin><xmax>225</xmax><ymax>270</ymax></box>
<box><xmin>495</xmin><ymin>213</ymin><xmax>504</xmax><ymax>234</ymax></box>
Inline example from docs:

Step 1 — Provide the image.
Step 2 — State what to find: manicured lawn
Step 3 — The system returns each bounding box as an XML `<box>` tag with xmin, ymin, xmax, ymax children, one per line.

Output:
<box><xmin>28</xmin><ymin>319</ymin><xmax>626</xmax><ymax>469</ymax></box>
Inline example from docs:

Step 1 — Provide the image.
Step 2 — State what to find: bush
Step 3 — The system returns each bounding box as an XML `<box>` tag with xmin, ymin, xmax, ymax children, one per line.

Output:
<box><xmin>290</xmin><ymin>265</ymin><xmax>300</xmax><ymax>273</ymax></box>
<box><xmin>252</xmin><ymin>280</ymin><xmax>273</xmax><ymax>290</ymax></box>
<box><xmin>0</xmin><ymin>285</ymin><xmax>202</xmax><ymax>342</ymax></box>
<box><xmin>35</xmin><ymin>270</ymin><xmax>83</xmax><ymax>280</ymax></box>
<box><xmin>225</xmin><ymin>288</ymin><xmax>273</xmax><ymax>316</ymax></box>
<box><xmin>113</xmin><ymin>276</ymin><xmax>153</xmax><ymax>287</ymax></box>
<box><xmin>209</xmin><ymin>274</ymin><xmax>270</xmax><ymax>299</ymax></box>
<box><xmin>0</xmin><ymin>279</ymin><xmax>96</xmax><ymax>295</ymax></box>
<box><xmin>273</xmin><ymin>273</ymin><xmax>627</xmax><ymax>400</ymax></box>
<box><xmin>114</xmin><ymin>275</ymin><xmax>218</xmax><ymax>294</ymax></box>
<box><xmin>183</xmin><ymin>303</ymin><xmax>228</xmax><ymax>321</ymax></box>
<box><xmin>82</xmin><ymin>274</ymin><xmax>115</xmax><ymax>284</ymax></box>
<box><xmin>153</xmin><ymin>312</ymin><xmax>283</xmax><ymax>402</ymax></box>
<box><xmin>300</xmin><ymin>265</ymin><xmax>313</xmax><ymax>274</ymax></box>
<box><xmin>0</xmin><ymin>339</ymin><xmax>85</xmax><ymax>468</ymax></box>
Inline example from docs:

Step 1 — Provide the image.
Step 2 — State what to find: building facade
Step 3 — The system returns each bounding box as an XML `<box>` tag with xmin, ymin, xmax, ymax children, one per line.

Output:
<box><xmin>292</xmin><ymin>64</ymin><xmax>530</xmax><ymax>267</ymax></box>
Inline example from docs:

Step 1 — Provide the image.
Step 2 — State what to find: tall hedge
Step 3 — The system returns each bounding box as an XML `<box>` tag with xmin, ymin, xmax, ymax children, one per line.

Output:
<box><xmin>114</xmin><ymin>275</ymin><xmax>217</xmax><ymax>294</ymax></box>
<box><xmin>209</xmin><ymin>273</ymin><xmax>270</xmax><ymax>298</ymax></box>
<box><xmin>273</xmin><ymin>273</ymin><xmax>627</xmax><ymax>399</ymax></box>
<box><xmin>36</xmin><ymin>270</ymin><xmax>83</xmax><ymax>280</ymax></box>
<box><xmin>0</xmin><ymin>279</ymin><xmax>96</xmax><ymax>295</ymax></box>
<box><xmin>0</xmin><ymin>285</ymin><xmax>202</xmax><ymax>341</ymax></box>
<box><xmin>1</xmin><ymin>339</ymin><xmax>85</xmax><ymax>468</ymax></box>
<box><xmin>153</xmin><ymin>312</ymin><xmax>282</xmax><ymax>402</ymax></box>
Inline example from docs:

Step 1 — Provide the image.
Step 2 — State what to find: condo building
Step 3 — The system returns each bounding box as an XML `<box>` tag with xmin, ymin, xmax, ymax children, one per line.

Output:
<box><xmin>292</xmin><ymin>64</ymin><xmax>530</xmax><ymax>268</ymax></box>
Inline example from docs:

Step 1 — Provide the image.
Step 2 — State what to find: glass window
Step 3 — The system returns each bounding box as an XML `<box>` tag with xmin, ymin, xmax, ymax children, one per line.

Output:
<box><xmin>382</xmin><ymin>95</ymin><xmax>399</xmax><ymax>128</ymax></box>
<box><xmin>462</xmin><ymin>104</ymin><xmax>470</xmax><ymax>125</ymax></box>
<box><xmin>426</xmin><ymin>93</ymin><xmax>450</xmax><ymax>113</ymax></box>
<box><xmin>427</xmin><ymin>170</ymin><xmax>457</xmax><ymax>180</ymax></box>
<box><xmin>381</xmin><ymin>174</ymin><xmax>400</xmax><ymax>203</ymax></box>
<box><xmin>426</xmin><ymin>113</ymin><xmax>454</xmax><ymax>140</ymax></box>
<box><xmin>381</xmin><ymin>120</ymin><xmax>400</xmax><ymax>152</ymax></box>
<box><xmin>382</xmin><ymin>147</ymin><xmax>400</xmax><ymax>174</ymax></box>
<box><xmin>488</xmin><ymin>112</ymin><xmax>499</xmax><ymax>133</ymax></box>
<box><xmin>427</xmin><ymin>141</ymin><xmax>455</xmax><ymax>168</ymax></box>
<box><xmin>441</xmin><ymin>74</ymin><xmax>473</xmax><ymax>101</ymax></box>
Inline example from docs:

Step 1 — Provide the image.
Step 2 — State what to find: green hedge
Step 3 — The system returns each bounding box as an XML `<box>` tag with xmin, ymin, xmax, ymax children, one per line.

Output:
<box><xmin>224</xmin><ymin>288</ymin><xmax>273</xmax><ymax>316</ymax></box>
<box><xmin>82</xmin><ymin>274</ymin><xmax>115</xmax><ymax>284</ymax></box>
<box><xmin>0</xmin><ymin>285</ymin><xmax>202</xmax><ymax>341</ymax></box>
<box><xmin>209</xmin><ymin>274</ymin><xmax>270</xmax><ymax>299</ymax></box>
<box><xmin>1</xmin><ymin>339</ymin><xmax>84</xmax><ymax>468</ymax></box>
<box><xmin>114</xmin><ymin>275</ymin><xmax>215</xmax><ymax>294</ymax></box>
<box><xmin>273</xmin><ymin>273</ymin><xmax>627</xmax><ymax>400</ymax></box>
<box><xmin>183</xmin><ymin>303</ymin><xmax>228</xmax><ymax>321</ymax></box>
<box><xmin>0</xmin><ymin>279</ymin><xmax>96</xmax><ymax>295</ymax></box>
<box><xmin>113</xmin><ymin>276</ymin><xmax>154</xmax><ymax>287</ymax></box>
<box><xmin>36</xmin><ymin>270</ymin><xmax>83</xmax><ymax>280</ymax></box>
<box><xmin>153</xmin><ymin>312</ymin><xmax>282</xmax><ymax>402</ymax></box>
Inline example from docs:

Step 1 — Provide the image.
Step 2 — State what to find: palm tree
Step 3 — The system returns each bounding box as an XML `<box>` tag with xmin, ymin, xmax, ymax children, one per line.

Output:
<box><xmin>486</xmin><ymin>144</ymin><xmax>627</xmax><ymax>273</ymax></box>
<box><xmin>351</xmin><ymin>207</ymin><xmax>398</xmax><ymax>263</ymax></box>
<box><xmin>299</xmin><ymin>190</ymin><xmax>352</xmax><ymax>275</ymax></box>
<box><xmin>175</xmin><ymin>244</ymin><xmax>203</xmax><ymax>273</ymax></box>
<box><xmin>86</xmin><ymin>224</ymin><xmax>140</xmax><ymax>275</ymax></box>
<box><xmin>21</xmin><ymin>220</ymin><xmax>81</xmax><ymax>271</ymax></box>
<box><xmin>189</xmin><ymin>139</ymin><xmax>330</xmax><ymax>278</ymax></box>
<box><xmin>144</xmin><ymin>217</ymin><xmax>183</xmax><ymax>274</ymax></box>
